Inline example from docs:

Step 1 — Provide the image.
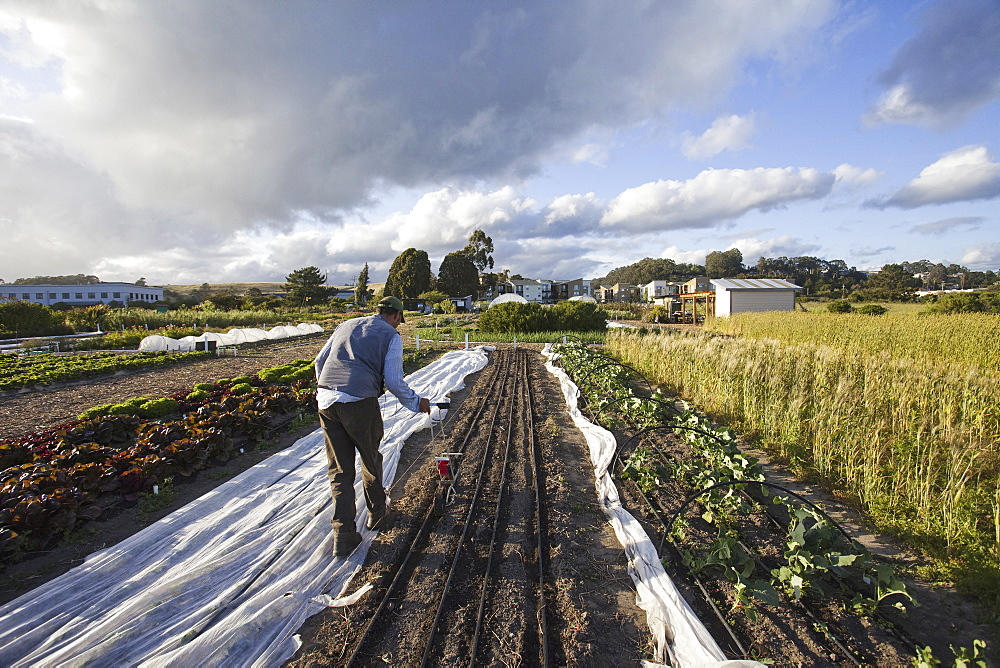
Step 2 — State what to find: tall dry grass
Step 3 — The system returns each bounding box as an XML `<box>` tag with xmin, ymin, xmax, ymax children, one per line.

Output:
<box><xmin>607</xmin><ymin>326</ymin><xmax>1000</xmax><ymax>567</ymax></box>
<box><xmin>704</xmin><ymin>311</ymin><xmax>1000</xmax><ymax>375</ymax></box>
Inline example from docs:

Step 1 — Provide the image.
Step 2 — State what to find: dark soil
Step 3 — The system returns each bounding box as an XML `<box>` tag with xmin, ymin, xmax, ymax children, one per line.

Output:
<box><xmin>287</xmin><ymin>348</ymin><xmax>651</xmax><ymax>666</ymax></box>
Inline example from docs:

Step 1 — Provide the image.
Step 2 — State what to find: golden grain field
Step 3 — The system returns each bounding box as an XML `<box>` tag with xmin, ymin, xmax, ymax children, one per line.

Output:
<box><xmin>607</xmin><ymin>318</ymin><xmax>1000</xmax><ymax>568</ymax></box>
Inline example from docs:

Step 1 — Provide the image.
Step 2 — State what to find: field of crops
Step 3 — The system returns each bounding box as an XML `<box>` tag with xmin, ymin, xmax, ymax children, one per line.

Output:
<box><xmin>704</xmin><ymin>311</ymin><xmax>1000</xmax><ymax>375</ymax></box>
<box><xmin>0</xmin><ymin>351</ymin><xmax>211</xmax><ymax>391</ymax></box>
<box><xmin>607</xmin><ymin>315</ymin><xmax>1000</xmax><ymax>611</ymax></box>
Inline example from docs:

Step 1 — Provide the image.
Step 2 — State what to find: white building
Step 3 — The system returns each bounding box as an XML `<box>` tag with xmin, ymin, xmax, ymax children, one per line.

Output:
<box><xmin>0</xmin><ymin>282</ymin><xmax>164</xmax><ymax>307</ymax></box>
<box><xmin>504</xmin><ymin>279</ymin><xmax>546</xmax><ymax>303</ymax></box>
<box><xmin>640</xmin><ymin>280</ymin><xmax>681</xmax><ymax>301</ymax></box>
<box><xmin>711</xmin><ymin>278</ymin><xmax>801</xmax><ymax>316</ymax></box>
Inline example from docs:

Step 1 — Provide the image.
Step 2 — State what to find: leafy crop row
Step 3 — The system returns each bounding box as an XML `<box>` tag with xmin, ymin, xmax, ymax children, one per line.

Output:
<box><xmin>552</xmin><ymin>342</ymin><xmax>913</xmax><ymax>623</ymax></box>
<box><xmin>0</xmin><ymin>359</ymin><xmax>319</xmax><ymax>561</ymax></box>
<box><xmin>0</xmin><ymin>350</ymin><xmax>211</xmax><ymax>391</ymax></box>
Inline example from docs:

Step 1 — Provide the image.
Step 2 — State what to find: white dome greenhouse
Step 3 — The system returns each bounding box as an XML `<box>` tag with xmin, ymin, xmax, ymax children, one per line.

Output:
<box><xmin>488</xmin><ymin>293</ymin><xmax>528</xmax><ymax>308</ymax></box>
<box><xmin>138</xmin><ymin>323</ymin><xmax>323</xmax><ymax>352</ymax></box>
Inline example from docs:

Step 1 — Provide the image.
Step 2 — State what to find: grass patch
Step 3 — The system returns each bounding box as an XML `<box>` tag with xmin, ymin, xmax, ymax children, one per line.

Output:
<box><xmin>138</xmin><ymin>477</ymin><xmax>176</xmax><ymax>519</ymax></box>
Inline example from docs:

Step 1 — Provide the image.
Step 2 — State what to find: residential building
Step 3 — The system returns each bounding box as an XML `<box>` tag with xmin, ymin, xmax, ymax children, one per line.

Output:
<box><xmin>548</xmin><ymin>278</ymin><xmax>592</xmax><ymax>302</ymax></box>
<box><xmin>639</xmin><ymin>280</ymin><xmax>681</xmax><ymax>301</ymax></box>
<box><xmin>498</xmin><ymin>279</ymin><xmax>546</xmax><ymax>303</ymax></box>
<box><xmin>0</xmin><ymin>282</ymin><xmax>164</xmax><ymax>307</ymax></box>
<box><xmin>681</xmin><ymin>277</ymin><xmax>713</xmax><ymax>294</ymax></box>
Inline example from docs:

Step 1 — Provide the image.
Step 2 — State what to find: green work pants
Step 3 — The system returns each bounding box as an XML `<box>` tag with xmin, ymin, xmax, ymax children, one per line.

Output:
<box><xmin>318</xmin><ymin>397</ymin><xmax>386</xmax><ymax>536</ymax></box>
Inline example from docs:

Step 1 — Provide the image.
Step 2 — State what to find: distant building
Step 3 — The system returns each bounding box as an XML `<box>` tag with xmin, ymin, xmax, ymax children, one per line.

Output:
<box><xmin>681</xmin><ymin>277</ymin><xmax>713</xmax><ymax>294</ymax></box>
<box><xmin>596</xmin><ymin>283</ymin><xmax>639</xmax><ymax>303</ymax></box>
<box><xmin>0</xmin><ymin>282</ymin><xmax>164</xmax><ymax>307</ymax></box>
<box><xmin>640</xmin><ymin>280</ymin><xmax>681</xmax><ymax>301</ymax></box>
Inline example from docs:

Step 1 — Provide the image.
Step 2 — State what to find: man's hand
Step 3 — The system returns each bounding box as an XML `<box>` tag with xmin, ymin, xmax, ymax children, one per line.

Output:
<box><xmin>418</xmin><ymin>398</ymin><xmax>431</xmax><ymax>413</ymax></box>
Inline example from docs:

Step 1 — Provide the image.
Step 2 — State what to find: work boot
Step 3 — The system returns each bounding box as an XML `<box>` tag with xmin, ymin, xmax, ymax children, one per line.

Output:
<box><xmin>366</xmin><ymin>507</ymin><xmax>391</xmax><ymax>531</ymax></box>
<box><xmin>333</xmin><ymin>530</ymin><xmax>362</xmax><ymax>557</ymax></box>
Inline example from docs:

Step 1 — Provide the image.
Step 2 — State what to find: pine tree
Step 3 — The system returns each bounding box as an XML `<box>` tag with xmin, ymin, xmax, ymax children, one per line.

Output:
<box><xmin>354</xmin><ymin>263</ymin><xmax>371</xmax><ymax>306</ymax></box>
<box><xmin>284</xmin><ymin>266</ymin><xmax>328</xmax><ymax>306</ymax></box>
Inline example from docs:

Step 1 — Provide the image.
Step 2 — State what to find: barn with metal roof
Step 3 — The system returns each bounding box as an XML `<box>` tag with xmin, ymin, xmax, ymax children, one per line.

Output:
<box><xmin>710</xmin><ymin>278</ymin><xmax>802</xmax><ymax>316</ymax></box>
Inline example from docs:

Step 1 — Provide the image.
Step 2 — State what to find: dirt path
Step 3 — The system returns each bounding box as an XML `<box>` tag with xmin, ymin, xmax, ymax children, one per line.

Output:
<box><xmin>288</xmin><ymin>348</ymin><xmax>650</xmax><ymax>665</ymax></box>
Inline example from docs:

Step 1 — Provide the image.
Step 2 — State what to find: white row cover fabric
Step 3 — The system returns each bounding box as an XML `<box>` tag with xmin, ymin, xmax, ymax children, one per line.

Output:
<box><xmin>0</xmin><ymin>347</ymin><xmax>490</xmax><ymax>667</ymax></box>
<box><xmin>138</xmin><ymin>323</ymin><xmax>323</xmax><ymax>352</ymax></box>
<box><xmin>541</xmin><ymin>344</ymin><xmax>765</xmax><ymax>668</ymax></box>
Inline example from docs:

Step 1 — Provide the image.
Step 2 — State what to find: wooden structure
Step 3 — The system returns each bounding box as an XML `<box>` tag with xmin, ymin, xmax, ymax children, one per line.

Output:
<box><xmin>677</xmin><ymin>291</ymin><xmax>715</xmax><ymax>323</ymax></box>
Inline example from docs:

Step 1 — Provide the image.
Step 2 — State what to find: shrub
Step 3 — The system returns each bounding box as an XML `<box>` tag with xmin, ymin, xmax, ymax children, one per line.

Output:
<box><xmin>139</xmin><ymin>398</ymin><xmax>180</xmax><ymax>418</ymax></box>
<box><xmin>193</xmin><ymin>382</ymin><xmax>215</xmax><ymax>392</ymax></box>
<box><xmin>548</xmin><ymin>300</ymin><xmax>608</xmax><ymax>331</ymax></box>
<box><xmin>826</xmin><ymin>300</ymin><xmax>853</xmax><ymax>313</ymax></box>
<box><xmin>229</xmin><ymin>376</ymin><xmax>252</xmax><ymax>384</ymax></box>
<box><xmin>643</xmin><ymin>305</ymin><xmax>670</xmax><ymax>323</ymax></box>
<box><xmin>79</xmin><ymin>404</ymin><xmax>116</xmax><ymax>419</ymax></box>
<box><xmin>0</xmin><ymin>301</ymin><xmax>72</xmax><ymax>339</ymax></box>
<box><xmin>229</xmin><ymin>382</ymin><xmax>253</xmax><ymax>395</ymax></box>
<box><xmin>186</xmin><ymin>389</ymin><xmax>210</xmax><ymax>401</ymax></box>
<box><xmin>926</xmin><ymin>292</ymin><xmax>1000</xmax><ymax>314</ymax></box>
<box><xmin>855</xmin><ymin>304</ymin><xmax>888</xmax><ymax>316</ymax></box>
<box><xmin>478</xmin><ymin>302</ymin><xmax>552</xmax><ymax>333</ymax></box>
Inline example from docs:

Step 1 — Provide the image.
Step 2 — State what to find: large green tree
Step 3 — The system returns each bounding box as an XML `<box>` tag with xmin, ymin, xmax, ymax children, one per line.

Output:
<box><xmin>599</xmin><ymin>257</ymin><xmax>704</xmax><ymax>285</ymax></box>
<box><xmin>851</xmin><ymin>263</ymin><xmax>922</xmax><ymax>301</ymax></box>
<box><xmin>383</xmin><ymin>248</ymin><xmax>432</xmax><ymax>298</ymax></box>
<box><xmin>437</xmin><ymin>251</ymin><xmax>480</xmax><ymax>298</ymax></box>
<box><xmin>0</xmin><ymin>301</ymin><xmax>71</xmax><ymax>338</ymax></box>
<box><xmin>284</xmin><ymin>266</ymin><xmax>329</xmax><ymax>305</ymax></box>
<box><xmin>705</xmin><ymin>249</ymin><xmax>744</xmax><ymax>278</ymax></box>
<box><xmin>462</xmin><ymin>229</ymin><xmax>494</xmax><ymax>272</ymax></box>
<box><xmin>12</xmin><ymin>274</ymin><xmax>100</xmax><ymax>285</ymax></box>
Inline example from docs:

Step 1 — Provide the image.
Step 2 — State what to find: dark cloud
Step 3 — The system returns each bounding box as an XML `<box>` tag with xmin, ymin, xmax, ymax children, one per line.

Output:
<box><xmin>869</xmin><ymin>0</ymin><xmax>1000</xmax><ymax>126</ymax></box>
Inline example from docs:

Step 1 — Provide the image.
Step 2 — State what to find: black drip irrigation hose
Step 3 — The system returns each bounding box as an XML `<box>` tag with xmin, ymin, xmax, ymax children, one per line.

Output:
<box><xmin>661</xmin><ymin>479</ymin><xmax>857</xmax><ymax>553</ymax></box>
<box><xmin>609</xmin><ymin>423</ymin><xmax>737</xmax><ymax>473</ymax></box>
<box><xmin>588</xmin><ymin>394</ymin><xmax>681</xmax><ymax>428</ymax></box>
<box><xmin>346</xmin><ymin>352</ymin><xmax>511</xmax><ymax>666</ymax></box>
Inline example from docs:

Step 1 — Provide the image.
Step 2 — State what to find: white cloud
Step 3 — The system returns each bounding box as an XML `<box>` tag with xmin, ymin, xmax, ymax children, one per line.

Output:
<box><xmin>658</xmin><ymin>245</ymin><xmax>713</xmax><ymax>266</ymax></box>
<box><xmin>960</xmin><ymin>243</ymin><xmax>1000</xmax><ymax>270</ymax></box>
<box><xmin>833</xmin><ymin>163</ymin><xmax>882</xmax><ymax>188</ymax></box>
<box><xmin>866</xmin><ymin>84</ymin><xmax>939</xmax><ymax>127</ymax></box>
<box><xmin>871</xmin><ymin>145</ymin><xmax>1000</xmax><ymax>209</ymax></box>
<box><xmin>681</xmin><ymin>114</ymin><xmax>757</xmax><ymax>160</ymax></box>
<box><xmin>601</xmin><ymin>167</ymin><xmax>835</xmax><ymax>232</ymax></box>
<box><xmin>911</xmin><ymin>216</ymin><xmax>984</xmax><ymax>235</ymax></box>
<box><xmin>387</xmin><ymin>186</ymin><xmax>539</xmax><ymax>254</ymax></box>
<box><xmin>728</xmin><ymin>236</ymin><xmax>821</xmax><ymax>262</ymax></box>
<box><xmin>572</xmin><ymin>143</ymin><xmax>610</xmax><ymax>166</ymax></box>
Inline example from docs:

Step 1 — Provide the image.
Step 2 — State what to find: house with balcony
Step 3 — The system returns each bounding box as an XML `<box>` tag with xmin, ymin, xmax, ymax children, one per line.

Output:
<box><xmin>640</xmin><ymin>280</ymin><xmax>681</xmax><ymax>301</ymax></box>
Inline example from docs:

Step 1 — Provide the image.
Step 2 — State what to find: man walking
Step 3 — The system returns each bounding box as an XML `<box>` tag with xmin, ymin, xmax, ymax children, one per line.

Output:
<box><xmin>314</xmin><ymin>296</ymin><xmax>431</xmax><ymax>556</ymax></box>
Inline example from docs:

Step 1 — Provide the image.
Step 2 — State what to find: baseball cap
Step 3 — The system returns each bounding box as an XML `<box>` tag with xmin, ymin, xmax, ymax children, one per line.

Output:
<box><xmin>378</xmin><ymin>295</ymin><xmax>405</xmax><ymax>322</ymax></box>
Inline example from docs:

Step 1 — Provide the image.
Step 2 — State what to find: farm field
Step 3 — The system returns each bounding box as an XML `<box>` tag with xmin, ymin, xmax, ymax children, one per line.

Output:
<box><xmin>611</xmin><ymin>314</ymin><xmax>1000</xmax><ymax>623</ymax></box>
<box><xmin>0</xmin><ymin>330</ymin><xmax>995</xmax><ymax>663</ymax></box>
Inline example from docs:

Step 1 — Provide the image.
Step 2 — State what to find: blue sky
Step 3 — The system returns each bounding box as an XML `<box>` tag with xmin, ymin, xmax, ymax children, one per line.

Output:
<box><xmin>0</xmin><ymin>0</ymin><xmax>998</xmax><ymax>286</ymax></box>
